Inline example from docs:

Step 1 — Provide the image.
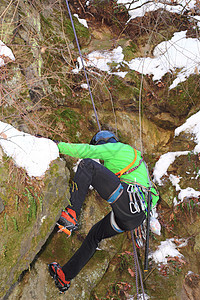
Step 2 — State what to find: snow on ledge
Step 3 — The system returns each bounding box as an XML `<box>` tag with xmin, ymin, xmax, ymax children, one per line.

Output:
<box><xmin>0</xmin><ymin>40</ymin><xmax>15</xmax><ymax>67</ymax></box>
<box><xmin>153</xmin><ymin>151</ymin><xmax>189</xmax><ymax>185</ymax></box>
<box><xmin>0</xmin><ymin>121</ymin><xmax>59</xmax><ymax>178</ymax></box>
<box><xmin>175</xmin><ymin>110</ymin><xmax>200</xmax><ymax>154</ymax></box>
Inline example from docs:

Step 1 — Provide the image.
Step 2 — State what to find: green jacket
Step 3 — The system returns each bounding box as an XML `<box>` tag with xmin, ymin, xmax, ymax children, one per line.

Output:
<box><xmin>58</xmin><ymin>142</ymin><xmax>159</xmax><ymax>208</ymax></box>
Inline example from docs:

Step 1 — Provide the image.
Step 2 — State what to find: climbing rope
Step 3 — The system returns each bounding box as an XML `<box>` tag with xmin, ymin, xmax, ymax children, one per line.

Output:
<box><xmin>65</xmin><ymin>0</ymin><xmax>101</xmax><ymax>131</ymax></box>
<box><xmin>65</xmin><ymin>1</ymin><xmax>146</xmax><ymax>299</ymax></box>
<box><xmin>131</xmin><ymin>230</ymin><xmax>146</xmax><ymax>299</ymax></box>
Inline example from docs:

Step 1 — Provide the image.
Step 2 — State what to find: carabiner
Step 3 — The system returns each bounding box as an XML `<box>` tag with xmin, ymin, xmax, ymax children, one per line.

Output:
<box><xmin>132</xmin><ymin>191</ymin><xmax>140</xmax><ymax>213</ymax></box>
<box><xmin>129</xmin><ymin>201</ymin><xmax>137</xmax><ymax>214</ymax></box>
<box><xmin>127</xmin><ymin>184</ymin><xmax>140</xmax><ymax>214</ymax></box>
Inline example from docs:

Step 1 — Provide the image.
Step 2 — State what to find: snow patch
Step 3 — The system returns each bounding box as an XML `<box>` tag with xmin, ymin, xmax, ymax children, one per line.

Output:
<box><xmin>74</xmin><ymin>14</ymin><xmax>88</xmax><ymax>28</ymax></box>
<box><xmin>0</xmin><ymin>40</ymin><xmax>15</xmax><ymax>67</ymax></box>
<box><xmin>153</xmin><ymin>151</ymin><xmax>189</xmax><ymax>185</ymax></box>
<box><xmin>150</xmin><ymin>238</ymin><xmax>186</xmax><ymax>264</ymax></box>
<box><xmin>153</xmin><ymin>110</ymin><xmax>200</xmax><ymax>204</ymax></box>
<box><xmin>40</xmin><ymin>215</ymin><xmax>46</xmax><ymax>224</ymax></box>
<box><xmin>73</xmin><ymin>46</ymin><xmax>125</xmax><ymax>77</ymax></box>
<box><xmin>127</xmin><ymin>31</ymin><xmax>200</xmax><ymax>89</ymax></box>
<box><xmin>0</xmin><ymin>121</ymin><xmax>59</xmax><ymax>177</ymax></box>
<box><xmin>117</xmin><ymin>0</ymin><xmax>197</xmax><ymax>21</ymax></box>
<box><xmin>175</xmin><ymin>110</ymin><xmax>200</xmax><ymax>153</ymax></box>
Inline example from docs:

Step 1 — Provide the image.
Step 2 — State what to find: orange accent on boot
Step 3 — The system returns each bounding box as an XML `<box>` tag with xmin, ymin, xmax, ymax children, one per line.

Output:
<box><xmin>61</xmin><ymin>209</ymin><xmax>77</xmax><ymax>225</ymax></box>
<box><xmin>67</xmin><ymin>208</ymin><xmax>77</xmax><ymax>219</ymax></box>
<box><xmin>57</xmin><ymin>268</ymin><xmax>70</xmax><ymax>285</ymax></box>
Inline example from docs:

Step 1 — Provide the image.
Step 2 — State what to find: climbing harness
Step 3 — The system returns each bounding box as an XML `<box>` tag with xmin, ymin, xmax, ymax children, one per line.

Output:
<box><xmin>115</xmin><ymin>148</ymin><xmax>137</xmax><ymax>177</ymax></box>
<box><xmin>107</xmin><ymin>183</ymin><xmax>123</xmax><ymax>204</ymax></box>
<box><xmin>123</xmin><ymin>157</ymin><xmax>144</xmax><ymax>175</ymax></box>
<box><xmin>121</xmin><ymin>178</ymin><xmax>159</xmax><ymax>197</ymax></box>
<box><xmin>110</xmin><ymin>211</ymin><xmax>124</xmax><ymax>233</ymax></box>
<box><xmin>115</xmin><ymin>148</ymin><xmax>144</xmax><ymax>178</ymax></box>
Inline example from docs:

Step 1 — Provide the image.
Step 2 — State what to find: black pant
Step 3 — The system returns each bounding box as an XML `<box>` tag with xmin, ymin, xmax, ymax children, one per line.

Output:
<box><xmin>62</xmin><ymin>159</ymin><xmax>145</xmax><ymax>280</ymax></box>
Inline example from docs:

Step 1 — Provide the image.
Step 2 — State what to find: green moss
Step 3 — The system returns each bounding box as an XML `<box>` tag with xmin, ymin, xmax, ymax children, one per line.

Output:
<box><xmin>40</xmin><ymin>14</ymin><xmax>54</xmax><ymax>30</ymax></box>
<box><xmin>157</xmin><ymin>74</ymin><xmax>200</xmax><ymax>117</ymax></box>
<box><xmin>109</xmin><ymin>75</ymin><xmax>140</xmax><ymax>107</ymax></box>
<box><xmin>49</xmin><ymin>163</ymin><xmax>59</xmax><ymax>176</ymax></box>
<box><xmin>123</xmin><ymin>42</ymin><xmax>138</xmax><ymax>61</ymax></box>
<box><xmin>49</xmin><ymin>108</ymin><xmax>81</xmax><ymax>141</ymax></box>
<box><xmin>40</xmin><ymin>11</ymin><xmax>90</xmax><ymax>46</ymax></box>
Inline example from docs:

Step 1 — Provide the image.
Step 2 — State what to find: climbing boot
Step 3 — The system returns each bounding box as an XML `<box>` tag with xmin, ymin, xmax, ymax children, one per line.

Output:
<box><xmin>48</xmin><ymin>262</ymin><xmax>71</xmax><ymax>293</ymax></box>
<box><xmin>57</xmin><ymin>208</ymin><xmax>78</xmax><ymax>236</ymax></box>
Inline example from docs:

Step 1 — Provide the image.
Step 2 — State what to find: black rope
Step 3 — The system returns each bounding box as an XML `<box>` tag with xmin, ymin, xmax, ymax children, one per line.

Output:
<box><xmin>144</xmin><ymin>191</ymin><xmax>152</xmax><ymax>272</ymax></box>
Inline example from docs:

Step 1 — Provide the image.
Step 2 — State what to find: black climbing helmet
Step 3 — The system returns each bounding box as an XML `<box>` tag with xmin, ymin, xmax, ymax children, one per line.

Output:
<box><xmin>90</xmin><ymin>130</ymin><xmax>119</xmax><ymax>145</ymax></box>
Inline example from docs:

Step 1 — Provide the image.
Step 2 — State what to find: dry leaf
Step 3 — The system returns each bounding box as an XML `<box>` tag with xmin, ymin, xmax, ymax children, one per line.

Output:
<box><xmin>169</xmin><ymin>212</ymin><xmax>174</xmax><ymax>221</ymax></box>
<box><xmin>0</xmin><ymin>132</ymin><xmax>7</xmax><ymax>139</ymax></box>
<box><xmin>128</xmin><ymin>268</ymin><xmax>135</xmax><ymax>277</ymax></box>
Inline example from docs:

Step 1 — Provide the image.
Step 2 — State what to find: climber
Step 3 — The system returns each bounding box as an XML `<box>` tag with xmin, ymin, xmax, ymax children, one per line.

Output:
<box><xmin>48</xmin><ymin>130</ymin><xmax>159</xmax><ymax>293</ymax></box>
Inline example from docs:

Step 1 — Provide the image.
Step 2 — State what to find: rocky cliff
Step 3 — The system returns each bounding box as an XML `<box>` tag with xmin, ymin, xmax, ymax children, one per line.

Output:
<box><xmin>0</xmin><ymin>0</ymin><xmax>200</xmax><ymax>299</ymax></box>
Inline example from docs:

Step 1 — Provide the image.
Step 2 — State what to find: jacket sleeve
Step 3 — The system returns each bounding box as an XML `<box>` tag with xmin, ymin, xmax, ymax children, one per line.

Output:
<box><xmin>57</xmin><ymin>142</ymin><xmax>117</xmax><ymax>160</ymax></box>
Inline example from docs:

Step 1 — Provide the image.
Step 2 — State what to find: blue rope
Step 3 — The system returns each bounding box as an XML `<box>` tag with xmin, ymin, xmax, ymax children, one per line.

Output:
<box><xmin>65</xmin><ymin>0</ymin><xmax>101</xmax><ymax>131</ymax></box>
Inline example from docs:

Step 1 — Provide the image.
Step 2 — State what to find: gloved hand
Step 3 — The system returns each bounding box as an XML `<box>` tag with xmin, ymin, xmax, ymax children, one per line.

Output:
<box><xmin>35</xmin><ymin>134</ymin><xmax>44</xmax><ymax>138</ymax></box>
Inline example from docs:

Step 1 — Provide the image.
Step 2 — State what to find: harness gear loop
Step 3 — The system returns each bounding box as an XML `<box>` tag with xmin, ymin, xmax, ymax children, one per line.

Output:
<box><xmin>115</xmin><ymin>148</ymin><xmax>137</xmax><ymax>178</ymax></box>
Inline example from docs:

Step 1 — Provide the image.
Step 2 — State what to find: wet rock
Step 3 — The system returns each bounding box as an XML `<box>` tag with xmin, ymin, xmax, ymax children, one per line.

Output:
<box><xmin>0</xmin><ymin>197</ymin><xmax>4</xmax><ymax>213</ymax></box>
<box><xmin>153</xmin><ymin>112</ymin><xmax>180</xmax><ymax>129</ymax></box>
<box><xmin>8</xmin><ymin>256</ymin><xmax>109</xmax><ymax>300</ymax></box>
<box><xmin>182</xmin><ymin>272</ymin><xmax>200</xmax><ymax>300</ymax></box>
<box><xmin>194</xmin><ymin>232</ymin><xmax>200</xmax><ymax>254</ymax></box>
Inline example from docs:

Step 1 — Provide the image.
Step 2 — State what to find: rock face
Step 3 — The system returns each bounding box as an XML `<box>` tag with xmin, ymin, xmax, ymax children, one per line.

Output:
<box><xmin>182</xmin><ymin>272</ymin><xmax>200</xmax><ymax>300</ymax></box>
<box><xmin>0</xmin><ymin>197</ymin><xmax>4</xmax><ymax>213</ymax></box>
<box><xmin>4</xmin><ymin>189</ymin><xmax>126</xmax><ymax>300</ymax></box>
<box><xmin>0</xmin><ymin>0</ymin><xmax>200</xmax><ymax>299</ymax></box>
<box><xmin>0</xmin><ymin>157</ymin><xmax>70</xmax><ymax>299</ymax></box>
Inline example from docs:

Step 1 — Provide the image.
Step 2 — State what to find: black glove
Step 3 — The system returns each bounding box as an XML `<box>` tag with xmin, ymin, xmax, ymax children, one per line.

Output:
<box><xmin>53</xmin><ymin>140</ymin><xmax>59</xmax><ymax>145</ymax></box>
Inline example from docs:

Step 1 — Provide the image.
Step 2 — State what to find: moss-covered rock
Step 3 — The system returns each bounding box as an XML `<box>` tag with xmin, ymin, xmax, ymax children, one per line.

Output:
<box><xmin>0</xmin><ymin>157</ymin><xmax>70</xmax><ymax>299</ymax></box>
